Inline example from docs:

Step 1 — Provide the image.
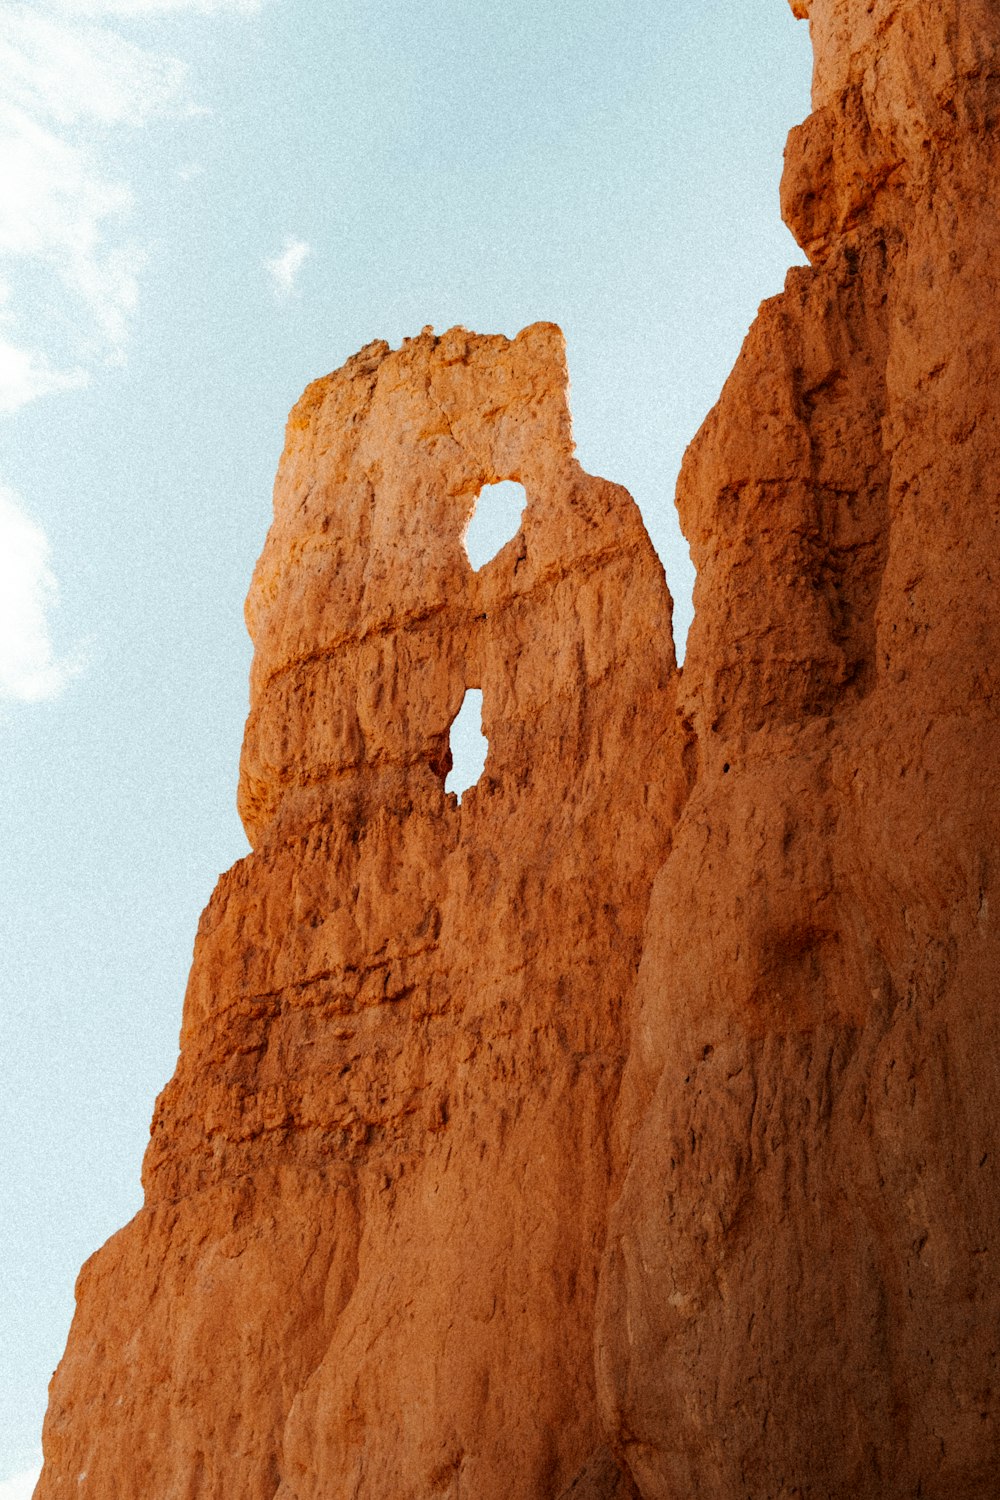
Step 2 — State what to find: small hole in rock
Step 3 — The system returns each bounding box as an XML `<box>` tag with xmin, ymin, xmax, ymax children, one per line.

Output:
<box><xmin>723</xmin><ymin>762</ymin><xmax>731</xmax><ymax>774</ymax></box>
<box><xmin>445</xmin><ymin>688</ymin><xmax>487</xmax><ymax>801</ymax></box>
<box><xmin>463</xmin><ymin>480</ymin><xmax>526</xmax><ymax>569</ymax></box>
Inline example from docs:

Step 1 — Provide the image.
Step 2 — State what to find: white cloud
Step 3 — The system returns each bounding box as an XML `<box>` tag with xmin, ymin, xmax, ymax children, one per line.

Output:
<box><xmin>1</xmin><ymin>8</ymin><xmax>184</xmax><ymax>130</ymax></box>
<box><xmin>0</xmin><ymin>1459</ymin><xmax>42</xmax><ymax>1499</ymax></box>
<box><xmin>0</xmin><ymin>485</ymin><xmax>81</xmax><ymax>702</ymax></box>
<box><xmin>54</xmin><ymin>1</ymin><xmax>262</xmax><ymax>14</ymax></box>
<box><xmin>0</xmin><ymin>4</ymin><xmax>188</xmax><ymax>406</ymax></box>
<box><xmin>0</xmin><ymin>0</ymin><xmax>263</xmax><ymax>705</ymax></box>
<box><xmin>265</xmin><ymin>237</ymin><xmax>312</xmax><ymax>299</ymax></box>
<box><xmin>0</xmin><ymin>337</ymin><xmax>88</xmax><ymax>414</ymax></box>
<box><xmin>0</xmin><ymin>0</ymin><xmax>264</xmax><ymax>412</ymax></box>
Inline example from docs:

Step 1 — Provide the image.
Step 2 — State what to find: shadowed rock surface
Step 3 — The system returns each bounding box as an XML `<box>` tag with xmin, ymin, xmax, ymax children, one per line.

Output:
<box><xmin>597</xmin><ymin>2</ymin><xmax>1000</xmax><ymax>1496</ymax></box>
<box><xmin>37</xmin><ymin>2</ymin><xmax>999</xmax><ymax>1497</ymax></box>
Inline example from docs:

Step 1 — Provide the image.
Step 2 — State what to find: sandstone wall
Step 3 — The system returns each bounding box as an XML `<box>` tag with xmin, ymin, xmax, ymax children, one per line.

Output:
<box><xmin>36</xmin><ymin>3</ymin><xmax>1000</xmax><ymax>1497</ymax></box>
<box><xmin>597</xmin><ymin>2</ymin><xmax>1000</xmax><ymax>1496</ymax></box>
<box><xmin>39</xmin><ymin>324</ymin><xmax>685</xmax><ymax>1500</ymax></box>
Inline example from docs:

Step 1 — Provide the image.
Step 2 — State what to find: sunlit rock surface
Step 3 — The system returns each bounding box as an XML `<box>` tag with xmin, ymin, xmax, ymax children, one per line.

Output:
<box><xmin>38</xmin><ymin>2</ymin><xmax>1000</xmax><ymax>1496</ymax></box>
<box><xmin>39</xmin><ymin>323</ymin><xmax>683</xmax><ymax>1500</ymax></box>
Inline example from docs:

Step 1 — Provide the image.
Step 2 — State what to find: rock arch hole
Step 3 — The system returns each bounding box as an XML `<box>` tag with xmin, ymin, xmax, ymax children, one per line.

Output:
<box><xmin>445</xmin><ymin>688</ymin><xmax>487</xmax><ymax>801</ymax></box>
<box><xmin>463</xmin><ymin>480</ymin><xmax>526</xmax><ymax>569</ymax></box>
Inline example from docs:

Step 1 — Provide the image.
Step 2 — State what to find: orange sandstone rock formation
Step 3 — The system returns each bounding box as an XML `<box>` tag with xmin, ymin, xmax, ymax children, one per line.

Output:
<box><xmin>39</xmin><ymin>323</ymin><xmax>684</xmax><ymax>1499</ymax></box>
<box><xmin>38</xmin><ymin>2</ymin><xmax>1000</xmax><ymax>1497</ymax></box>
<box><xmin>597</xmin><ymin>1</ymin><xmax>1000</xmax><ymax>1496</ymax></box>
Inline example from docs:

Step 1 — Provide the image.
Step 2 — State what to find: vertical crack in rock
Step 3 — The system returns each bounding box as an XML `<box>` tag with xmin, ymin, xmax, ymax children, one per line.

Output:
<box><xmin>38</xmin><ymin>323</ymin><xmax>686</xmax><ymax>1500</ymax></box>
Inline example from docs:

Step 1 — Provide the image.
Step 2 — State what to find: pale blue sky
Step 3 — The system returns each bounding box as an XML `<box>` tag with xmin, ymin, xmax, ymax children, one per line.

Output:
<box><xmin>0</xmin><ymin>0</ymin><xmax>811</xmax><ymax>1480</ymax></box>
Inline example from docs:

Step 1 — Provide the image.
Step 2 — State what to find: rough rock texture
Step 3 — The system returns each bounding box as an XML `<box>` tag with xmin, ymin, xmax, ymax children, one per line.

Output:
<box><xmin>39</xmin><ymin>322</ymin><xmax>684</xmax><ymax>1499</ymax></box>
<box><xmin>597</xmin><ymin>1</ymin><xmax>1000</xmax><ymax>1497</ymax></box>
<box><xmin>38</xmin><ymin>2</ymin><xmax>1000</xmax><ymax>1497</ymax></box>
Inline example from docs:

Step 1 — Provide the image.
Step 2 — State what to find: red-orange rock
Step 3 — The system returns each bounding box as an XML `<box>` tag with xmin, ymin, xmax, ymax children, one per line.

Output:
<box><xmin>597</xmin><ymin>2</ymin><xmax>1000</xmax><ymax>1496</ymax></box>
<box><xmin>38</xmin><ymin>323</ymin><xmax>683</xmax><ymax>1499</ymax></box>
<box><xmin>38</xmin><ymin>4</ymin><xmax>1000</xmax><ymax>1496</ymax></box>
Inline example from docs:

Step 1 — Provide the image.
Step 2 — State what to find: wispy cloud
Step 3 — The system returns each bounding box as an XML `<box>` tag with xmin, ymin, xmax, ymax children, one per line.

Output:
<box><xmin>265</xmin><ymin>237</ymin><xmax>312</xmax><ymax>299</ymax></box>
<box><xmin>0</xmin><ymin>1461</ymin><xmax>42</xmax><ymax>1500</ymax></box>
<box><xmin>0</xmin><ymin>0</ymin><xmax>268</xmax><ymax>407</ymax></box>
<box><xmin>0</xmin><ymin>4</ymin><xmax>189</xmax><ymax>403</ymax></box>
<box><xmin>0</xmin><ymin>335</ymin><xmax>87</xmax><ymax>415</ymax></box>
<box><xmin>0</xmin><ymin>0</ymin><xmax>264</xmax><ymax>706</ymax></box>
<box><xmin>55</xmin><ymin>0</ymin><xmax>263</xmax><ymax>13</ymax></box>
<box><xmin>0</xmin><ymin>486</ymin><xmax>82</xmax><ymax>703</ymax></box>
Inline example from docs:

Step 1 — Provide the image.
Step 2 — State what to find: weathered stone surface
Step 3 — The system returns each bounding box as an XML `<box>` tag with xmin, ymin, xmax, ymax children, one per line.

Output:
<box><xmin>38</xmin><ymin>3</ymin><xmax>1000</xmax><ymax>1496</ymax></box>
<box><xmin>597</xmin><ymin>2</ymin><xmax>1000</xmax><ymax>1496</ymax></box>
<box><xmin>38</xmin><ymin>323</ymin><xmax>681</xmax><ymax>1499</ymax></box>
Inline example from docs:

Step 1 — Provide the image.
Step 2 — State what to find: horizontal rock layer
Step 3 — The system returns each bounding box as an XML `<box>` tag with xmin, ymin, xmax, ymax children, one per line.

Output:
<box><xmin>37</xmin><ymin>2</ymin><xmax>1000</xmax><ymax>1497</ymax></box>
<box><xmin>39</xmin><ymin>323</ymin><xmax>684</xmax><ymax>1499</ymax></box>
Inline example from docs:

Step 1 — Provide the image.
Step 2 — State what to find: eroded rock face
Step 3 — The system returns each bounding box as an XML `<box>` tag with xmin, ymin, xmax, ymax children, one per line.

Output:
<box><xmin>39</xmin><ymin>4</ymin><xmax>1000</xmax><ymax>1497</ymax></box>
<box><xmin>597</xmin><ymin>2</ymin><xmax>1000</xmax><ymax>1496</ymax></box>
<box><xmin>39</xmin><ymin>324</ymin><xmax>684</xmax><ymax>1499</ymax></box>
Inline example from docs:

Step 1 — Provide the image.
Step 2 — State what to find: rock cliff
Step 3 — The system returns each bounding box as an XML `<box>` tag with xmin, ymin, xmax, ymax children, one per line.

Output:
<box><xmin>39</xmin><ymin>323</ymin><xmax>685</xmax><ymax>1499</ymax></box>
<box><xmin>597</xmin><ymin>1</ymin><xmax>1000</xmax><ymax>1496</ymax></box>
<box><xmin>37</xmin><ymin>2</ymin><xmax>999</xmax><ymax>1498</ymax></box>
